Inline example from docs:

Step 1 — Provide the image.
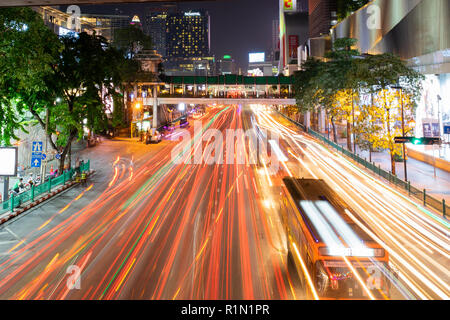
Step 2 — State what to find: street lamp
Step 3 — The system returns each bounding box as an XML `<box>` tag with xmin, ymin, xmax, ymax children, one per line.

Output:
<box><xmin>393</xmin><ymin>85</ymin><xmax>408</xmax><ymax>182</ymax></box>
<box><xmin>134</xmin><ymin>102</ymin><xmax>144</xmax><ymax>141</ymax></box>
<box><xmin>437</xmin><ymin>94</ymin><xmax>442</xmax><ymax>157</ymax></box>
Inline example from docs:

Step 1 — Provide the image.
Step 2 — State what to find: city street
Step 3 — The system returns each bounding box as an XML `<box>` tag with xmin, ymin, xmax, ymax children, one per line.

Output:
<box><xmin>0</xmin><ymin>105</ymin><xmax>447</xmax><ymax>300</ymax></box>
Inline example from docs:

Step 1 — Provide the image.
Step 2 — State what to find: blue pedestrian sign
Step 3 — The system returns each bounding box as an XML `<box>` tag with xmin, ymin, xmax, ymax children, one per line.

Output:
<box><xmin>31</xmin><ymin>141</ymin><xmax>43</xmax><ymax>167</ymax></box>
<box><xmin>55</xmin><ymin>153</ymin><xmax>61</xmax><ymax>160</ymax></box>
<box><xmin>444</xmin><ymin>126</ymin><xmax>450</xmax><ymax>135</ymax></box>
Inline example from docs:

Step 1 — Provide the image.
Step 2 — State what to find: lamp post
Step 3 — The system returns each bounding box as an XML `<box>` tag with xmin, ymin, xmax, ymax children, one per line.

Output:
<box><xmin>352</xmin><ymin>90</ymin><xmax>356</xmax><ymax>154</ymax></box>
<box><xmin>393</xmin><ymin>85</ymin><xmax>408</xmax><ymax>182</ymax></box>
<box><xmin>437</xmin><ymin>94</ymin><xmax>442</xmax><ymax>158</ymax></box>
<box><xmin>134</xmin><ymin>102</ymin><xmax>143</xmax><ymax>141</ymax></box>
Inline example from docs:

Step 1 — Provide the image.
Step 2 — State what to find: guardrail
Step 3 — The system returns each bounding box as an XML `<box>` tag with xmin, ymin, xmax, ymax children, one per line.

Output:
<box><xmin>0</xmin><ymin>160</ymin><xmax>90</xmax><ymax>215</ymax></box>
<box><xmin>276</xmin><ymin>111</ymin><xmax>449</xmax><ymax>219</ymax></box>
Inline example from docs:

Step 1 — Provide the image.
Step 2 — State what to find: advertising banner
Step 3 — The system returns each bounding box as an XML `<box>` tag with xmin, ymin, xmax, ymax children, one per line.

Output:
<box><xmin>288</xmin><ymin>35</ymin><xmax>299</xmax><ymax>58</ymax></box>
<box><xmin>283</xmin><ymin>0</ymin><xmax>297</xmax><ymax>12</ymax></box>
<box><xmin>0</xmin><ymin>147</ymin><xmax>18</xmax><ymax>176</ymax></box>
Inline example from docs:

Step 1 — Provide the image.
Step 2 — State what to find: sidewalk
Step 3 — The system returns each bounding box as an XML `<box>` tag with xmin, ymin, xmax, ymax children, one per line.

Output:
<box><xmin>0</xmin><ymin>139</ymin><xmax>90</xmax><ymax>203</ymax></box>
<box><xmin>328</xmin><ymin>134</ymin><xmax>450</xmax><ymax>202</ymax></box>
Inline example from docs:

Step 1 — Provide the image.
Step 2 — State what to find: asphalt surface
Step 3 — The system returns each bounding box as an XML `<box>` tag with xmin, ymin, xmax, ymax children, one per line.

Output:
<box><xmin>0</xmin><ymin>105</ymin><xmax>447</xmax><ymax>300</ymax></box>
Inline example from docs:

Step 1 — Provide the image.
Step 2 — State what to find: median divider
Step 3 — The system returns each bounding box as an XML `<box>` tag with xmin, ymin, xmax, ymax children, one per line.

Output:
<box><xmin>276</xmin><ymin>111</ymin><xmax>449</xmax><ymax>219</ymax></box>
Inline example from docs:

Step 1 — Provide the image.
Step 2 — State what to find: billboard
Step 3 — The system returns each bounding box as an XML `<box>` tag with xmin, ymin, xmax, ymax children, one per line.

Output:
<box><xmin>249</xmin><ymin>52</ymin><xmax>265</xmax><ymax>63</ymax></box>
<box><xmin>288</xmin><ymin>35</ymin><xmax>299</xmax><ymax>58</ymax></box>
<box><xmin>283</xmin><ymin>0</ymin><xmax>297</xmax><ymax>12</ymax></box>
<box><xmin>0</xmin><ymin>147</ymin><xmax>18</xmax><ymax>176</ymax></box>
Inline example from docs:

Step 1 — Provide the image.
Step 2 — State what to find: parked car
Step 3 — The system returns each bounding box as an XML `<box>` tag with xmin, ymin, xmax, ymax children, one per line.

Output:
<box><xmin>151</xmin><ymin>130</ymin><xmax>162</xmax><ymax>143</ymax></box>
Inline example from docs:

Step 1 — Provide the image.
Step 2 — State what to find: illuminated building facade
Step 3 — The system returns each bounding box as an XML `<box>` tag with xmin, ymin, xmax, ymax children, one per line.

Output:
<box><xmin>79</xmin><ymin>14</ymin><xmax>131</xmax><ymax>42</ymax></box>
<box><xmin>279</xmin><ymin>0</ymin><xmax>309</xmax><ymax>75</ymax></box>
<box><xmin>216</xmin><ymin>55</ymin><xmax>236</xmax><ymax>75</ymax></box>
<box><xmin>331</xmin><ymin>0</ymin><xmax>450</xmax><ymax>142</ymax></box>
<box><xmin>145</xmin><ymin>11</ymin><xmax>170</xmax><ymax>57</ymax></box>
<box><xmin>166</xmin><ymin>10</ymin><xmax>210</xmax><ymax>59</ymax></box>
<box><xmin>33</xmin><ymin>6</ymin><xmax>96</xmax><ymax>36</ymax></box>
<box><xmin>308</xmin><ymin>0</ymin><xmax>337</xmax><ymax>38</ymax></box>
<box><xmin>160</xmin><ymin>10</ymin><xmax>212</xmax><ymax>76</ymax></box>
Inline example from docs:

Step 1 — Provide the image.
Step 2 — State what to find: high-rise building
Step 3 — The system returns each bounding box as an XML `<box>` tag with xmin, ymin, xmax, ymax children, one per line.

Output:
<box><xmin>216</xmin><ymin>55</ymin><xmax>236</xmax><ymax>75</ymax></box>
<box><xmin>308</xmin><ymin>0</ymin><xmax>337</xmax><ymax>38</ymax></box>
<box><xmin>166</xmin><ymin>10</ymin><xmax>210</xmax><ymax>58</ymax></box>
<box><xmin>159</xmin><ymin>10</ymin><xmax>212</xmax><ymax>76</ymax></box>
<box><xmin>79</xmin><ymin>14</ymin><xmax>131</xmax><ymax>43</ymax></box>
<box><xmin>145</xmin><ymin>12</ymin><xmax>169</xmax><ymax>57</ymax></box>
<box><xmin>33</xmin><ymin>6</ymin><xmax>96</xmax><ymax>36</ymax></box>
<box><xmin>270</xmin><ymin>19</ymin><xmax>280</xmax><ymax>62</ymax></box>
<box><xmin>130</xmin><ymin>15</ymin><xmax>143</xmax><ymax>30</ymax></box>
<box><xmin>279</xmin><ymin>0</ymin><xmax>309</xmax><ymax>74</ymax></box>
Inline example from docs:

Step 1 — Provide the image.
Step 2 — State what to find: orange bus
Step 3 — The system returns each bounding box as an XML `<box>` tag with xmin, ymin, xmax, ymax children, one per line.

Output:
<box><xmin>281</xmin><ymin>178</ymin><xmax>392</xmax><ymax>300</ymax></box>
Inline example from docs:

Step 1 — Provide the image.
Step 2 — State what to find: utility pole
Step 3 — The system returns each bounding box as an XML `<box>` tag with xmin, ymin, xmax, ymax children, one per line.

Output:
<box><xmin>400</xmin><ymin>87</ymin><xmax>408</xmax><ymax>182</ymax></box>
<box><xmin>437</xmin><ymin>94</ymin><xmax>442</xmax><ymax>157</ymax></box>
<box><xmin>352</xmin><ymin>90</ymin><xmax>356</xmax><ymax>154</ymax></box>
<box><xmin>41</xmin><ymin>107</ymin><xmax>50</xmax><ymax>181</ymax></box>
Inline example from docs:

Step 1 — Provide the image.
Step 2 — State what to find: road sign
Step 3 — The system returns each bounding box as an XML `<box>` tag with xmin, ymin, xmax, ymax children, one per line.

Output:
<box><xmin>31</xmin><ymin>154</ymin><xmax>41</xmax><ymax>168</ymax></box>
<box><xmin>55</xmin><ymin>153</ymin><xmax>61</xmax><ymax>160</ymax></box>
<box><xmin>444</xmin><ymin>126</ymin><xmax>450</xmax><ymax>135</ymax></box>
<box><xmin>41</xmin><ymin>153</ymin><xmax>46</xmax><ymax>160</ymax></box>
<box><xmin>32</xmin><ymin>141</ymin><xmax>43</xmax><ymax>152</ymax></box>
<box><xmin>31</xmin><ymin>141</ymin><xmax>43</xmax><ymax>168</ymax></box>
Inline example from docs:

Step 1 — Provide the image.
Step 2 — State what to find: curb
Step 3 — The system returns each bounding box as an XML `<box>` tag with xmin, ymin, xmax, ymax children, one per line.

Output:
<box><xmin>0</xmin><ymin>170</ymin><xmax>94</xmax><ymax>226</ymax></box>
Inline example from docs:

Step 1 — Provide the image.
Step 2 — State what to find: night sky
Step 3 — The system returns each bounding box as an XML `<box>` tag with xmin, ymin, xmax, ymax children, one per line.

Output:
<box><xmin>61</xmin><ymin>0</ymin><xmax>278</xmax><ymax>71</ymax></box>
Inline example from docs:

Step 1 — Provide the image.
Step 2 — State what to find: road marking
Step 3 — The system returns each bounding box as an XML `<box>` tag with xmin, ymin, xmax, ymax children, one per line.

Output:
<box><xmin>0</xmin><ymin>240</ymin><xmax>18</xmax><ymax>245</ymax></box>
<box><xmin>5</xmin><ymin>227</ymin><xmax>23</xmax><ymax>242</ymax></box>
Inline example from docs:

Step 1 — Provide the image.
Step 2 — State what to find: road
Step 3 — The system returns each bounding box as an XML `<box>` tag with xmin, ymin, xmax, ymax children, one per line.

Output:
<box><xmin>253</xmin><ymin>106</ymin><xmax>449</xmax><ymax>300</ymax></box>
<box><xmin>0</xmin><ymin>105</ymin><xmax>448</xmax><ymax>300</ymax></box>
<box><xmin>0</xmin><ymin>105</ymin><xmax>301</xmax><ymax>300</ymax></box>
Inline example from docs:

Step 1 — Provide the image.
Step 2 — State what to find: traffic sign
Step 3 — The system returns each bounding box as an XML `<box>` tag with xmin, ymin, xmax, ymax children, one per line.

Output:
<box><xmin>31</xmin><ymin>154</ymin><xmax>41</xmax><ymax>167</ymax></box>
<box><xmin>32</xmin><ymin>141</ymin><xmax>43</xmax><ymax>152</ymax></box>
<box><xmin>55</xmin><ymin>153</ymin><xmax>61</xmax><ymax>160</ymax></box>
<box><xmin>444</xmin><ymin>126</ymin><xmax>450</xmax><ymax>135</ymax></box>
<box><xmin>41</xmin><ymin>153</ymin><xmax>46</xmax><ymax>160</ymax></box>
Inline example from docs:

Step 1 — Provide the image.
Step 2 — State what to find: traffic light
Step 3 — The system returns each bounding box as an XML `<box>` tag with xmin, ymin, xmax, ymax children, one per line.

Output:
<box><xmin>394</xmin><ymin>137</ymin><xmax>441</xmax><ymax>145</ymax></box>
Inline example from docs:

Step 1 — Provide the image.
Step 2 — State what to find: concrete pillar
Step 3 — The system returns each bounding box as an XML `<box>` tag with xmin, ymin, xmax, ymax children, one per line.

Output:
<box><xmin>133</xmin><ymin>84</ymin><xmax>138</xmax><ymax>100</ymax></box>
<box><xmin>305</xmin><ymin>111</ymin><xmax>311</xmax><ymax>129</ymax></box>
<box><xmin>153</xmin><ymin>86</ymin><xmax>158</xmax><ymax>129</ymax></box>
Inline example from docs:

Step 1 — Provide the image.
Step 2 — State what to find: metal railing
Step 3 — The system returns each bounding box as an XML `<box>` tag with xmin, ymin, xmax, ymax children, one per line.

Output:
<box><xmin>276</xmin><ymin>111</ymin><xmax>449</xmax><ymax>219</ymax></box>
<box><xmin>1</xmin><ymin>160</ymin><xmax>90</xmax><ymax>215</ymax></box>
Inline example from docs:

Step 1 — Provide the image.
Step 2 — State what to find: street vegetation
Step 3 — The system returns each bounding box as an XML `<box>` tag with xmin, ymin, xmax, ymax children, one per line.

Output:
<box><xmin>0</xmin><ymin>7</ymin><xmax>149</xmax><ymax>172</ymax></box>
<box><xmin>293</xmin><ymin>38</ymin><xmax>424</xmax><ymax>175</ymax></box>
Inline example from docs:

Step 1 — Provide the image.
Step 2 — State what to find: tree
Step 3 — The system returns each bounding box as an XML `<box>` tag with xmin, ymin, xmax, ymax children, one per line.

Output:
<box><xmin>0</xmin><ymin>7</ymin><xmax>61</xmax><ymax>146</ymax></box>
<box><xmin>337</xmin><ymin>0</ymin><xmax>370</xmax><ymax>21</ymax></box>
<box><xmin>321</xmin><ymin>38</ymin><xmax>361</xmax><ymax>149</ymax></box>
<box><xmin>294</xmin><ymin>58</ymin><xmax>325</xmax><ymax>114</ymax></box>
<box><xmin>112</xmin><ymin>25</ymin><xmax>152</xmax><ymax>59</ymax></box>
<box><xmin>355</xmin><ymin>53</ymin><xmax>423</xmax><ymax>175</ymax></box>
<box><xmin>47</xmin><ymin>32</ymin><xmax>129</xmax><ymax>172</ymax></box>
